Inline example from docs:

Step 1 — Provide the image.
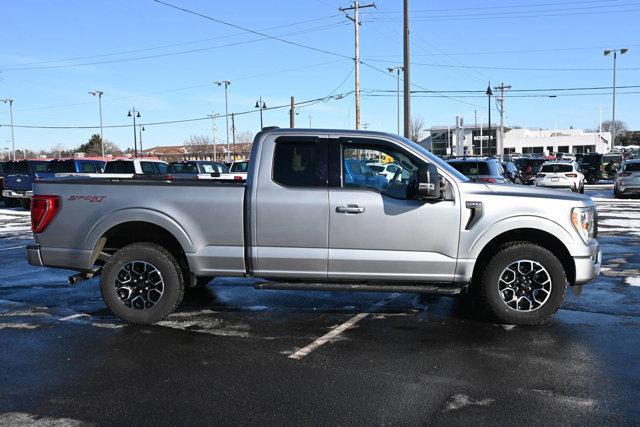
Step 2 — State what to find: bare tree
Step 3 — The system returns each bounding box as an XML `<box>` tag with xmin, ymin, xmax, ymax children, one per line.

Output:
<box><xmin>410</xmin><ymin>116</ymin><xmax>426</xmax><ymax>143</ymax></box>
<box><xmin>601</xmin><ymin>120</ymin><xmax>627</xmax><ymax>135</ymax></box>
<box><xmin>102</xmin><ymin>139</ymin><xmax>121</xmax><ymax>156</ymax></box>
<box><xmin>236</xmin><ymin>131</ymin><xmax>254</xmax><ymax>145</ymax></box>
<box><xmin>184</xmin><ymin>134</ymin><xmax>213</xmax><ymax>159</ymax></box>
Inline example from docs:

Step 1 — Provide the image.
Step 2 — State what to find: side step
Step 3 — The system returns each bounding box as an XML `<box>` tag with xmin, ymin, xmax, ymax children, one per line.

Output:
<box><xmin>254</xmin><ymin>281</ymin><xmax>464</xmax><ymax>295</ymax></box>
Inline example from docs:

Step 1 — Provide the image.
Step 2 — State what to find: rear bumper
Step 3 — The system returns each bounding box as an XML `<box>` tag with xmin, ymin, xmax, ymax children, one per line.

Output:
<box><xmin>26</xmin><ymin>244</ymin><xmax>43</xmax><ymax>266</ymax></box>
<box><xmin>573</xmin><ymin>241</ymin><xmax>601</xmax><ymax>285</ymax></box>
<box><xmin>618</xmin><ymin>185</ymin><xmax>640</xmax><ymax>194</ymax></box>
<box><xmin>2</xmin><ymin>190</ymin><xmax>33</xmax><ymax>199</ymax></box>
<box><xmin>26</xmin><ymin>244</ymin><xmax>93</xmax><ymax>271</ymax></box>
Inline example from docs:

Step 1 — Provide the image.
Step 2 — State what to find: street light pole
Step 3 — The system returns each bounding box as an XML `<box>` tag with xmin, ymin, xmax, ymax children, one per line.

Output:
<box><xmin>127</xmin><ymin>108</ymin><xmax>141</xmax><ymax>158</ymax></box>
<box><xmin>1</xmin><ymin>99</ymin><xmax>15</xmax><ymax>161</ymax></box>
<box><xmin>387</xmin><ymin>66</ymin><xmax>403</xmax><ymax>135</ymax></box>
<box><xmin>216</xmin><ymin>80</ymin><xmax>231</xmax><ymax>162</ymax></box>
<box><xmin>254</xmin><ymin>97</ymin><xmax>267</xmax><ymax>130</ymax></box>
<box><xmin>604</xmin><ymin>48</ymin><xmax>628</xmax><ymax>152</ymax></box>
<box><xmin>208</xmin><ymin>113</ymin><xmax>217</xmax><ymax>161</ymax></box>
<box><xmin>486</xmin><ymin>84</ymin><xmax>493</xmax><ymax>157</ymax></box>
<box><xmin>89</xmin><ymin>90</ymin><xmax>104</xmax><ymax>157</ymax></box>
<box><xmin>139</xmin><ymin>125</ymin><xmax>145</xmax><ymax>157</ymax></box>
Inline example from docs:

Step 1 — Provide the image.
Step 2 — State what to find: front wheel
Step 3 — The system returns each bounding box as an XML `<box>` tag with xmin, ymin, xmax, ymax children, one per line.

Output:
<box><xmin>477</xmin><ymin>243</ymin><xmax>567</xmax><ymax>325</ymax></box>
<box><xmin>101</xmin><ymin>243</ymin><xmax>185</xmax><ymax>324</ymax></box>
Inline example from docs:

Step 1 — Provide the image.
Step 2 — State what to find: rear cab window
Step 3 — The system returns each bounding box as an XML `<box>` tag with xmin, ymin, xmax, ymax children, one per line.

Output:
<box><xmin>105</xmin><ymin>161</ymin><xmax>135</xmax><ymax>174</ymax></box>
<box><xmin>624</xmin><ymin>162</ymin><xmax>640</xmax><ymax>172</ymax></box>
<box><xmin>448</xmin><ymin>161</ymin><xmax>490</xmax><ymax>176</ymax></box>
<box><xmin>541</xmin><ymin>164</ymin><xmax>573</xmax><ymax>173</ymax></box>
<box><xmin>272</xmin><ymin>138</ymin><xmax>326</xmax><ymax>187</ymax></box>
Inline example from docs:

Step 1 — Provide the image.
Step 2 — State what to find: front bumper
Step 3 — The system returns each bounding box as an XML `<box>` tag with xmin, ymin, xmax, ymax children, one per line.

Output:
<box><xmin>2</xmin><ymin>190</ymin><xmax>33</xmax><ymax>199</ymax></box>
<box><xmin>573</xmin><ymin>241</ymin><xmax>601</xmax><ymax>285</ymax></box>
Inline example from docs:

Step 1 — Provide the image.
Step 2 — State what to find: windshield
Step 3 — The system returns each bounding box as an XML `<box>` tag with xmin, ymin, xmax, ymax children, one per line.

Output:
<box><xmin>541</xmin><ymin>164</ymin><xmax>573</xmax><ymax>173</ymax></box>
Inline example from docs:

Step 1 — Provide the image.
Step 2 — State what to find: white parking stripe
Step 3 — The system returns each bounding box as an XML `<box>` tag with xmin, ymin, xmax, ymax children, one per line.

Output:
<box><xmin>59</xmin><ymin>313</ymin><xmax>90</xmax><ymax>321</ymax></box>
<box><xmin>288</xmin><ymin>294</ymin><xmax>399</xmax><ymax>360</ymax></box>
<box><xmin>0</xmin><ymin>246</ymin><xmax>26</xmax><ymax>252</ymax></box>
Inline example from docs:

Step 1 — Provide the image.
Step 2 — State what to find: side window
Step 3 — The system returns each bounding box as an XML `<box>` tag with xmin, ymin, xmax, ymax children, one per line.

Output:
<box><xmin>342</xmin><ymin>145</ymin><xmax>421</xmax><ymax>199</ymax></box>
<box><xmin>140</xmin><ymin>162</ymin><xmax>157</xmax><ymax>175</ymax></box>
<box><xmin>273</xmin><ymin>140</ymin><xmax>326</xmax><ymax>187</ymax></box>
<box><xmin>155</xmin><ymin>163</ymin><xmax>168</xmax><ymax>174</ymax></box>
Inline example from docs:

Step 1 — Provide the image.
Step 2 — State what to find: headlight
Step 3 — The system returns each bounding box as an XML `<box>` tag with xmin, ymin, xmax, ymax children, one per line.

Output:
<box><xmin>571</xmin><ymin>207</ymin><xmax>595</xmax><ymax>244</ymax></box>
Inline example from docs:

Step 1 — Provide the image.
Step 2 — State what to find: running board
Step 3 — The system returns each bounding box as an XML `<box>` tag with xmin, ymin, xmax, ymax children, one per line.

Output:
<box><xmin>254</xmin><ymin>281</ymin><xmax>464</xmax><ymax>295</ymax></box>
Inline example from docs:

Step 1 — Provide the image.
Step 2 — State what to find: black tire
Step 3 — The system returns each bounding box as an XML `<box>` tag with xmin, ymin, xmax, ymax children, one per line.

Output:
<box><xmin>19</xmin><ymin>199</ymin><xmax>30</xmax><ymax>210</ymax></box>
<box><xmin>586</xmin><ymin>174</ymin><xmax>596</xmax><ymax>185</ymax></box>
<box><xmin>100</xmin><ymin>243</ymin><xmax>185</xmax><ymax>325</ymax></box>
<box><xmin>477</xmin><ymin>242</ymin><xmax>567</xmax><ymax>325</ymax></box>
<box><xmin>5</xmin><ymin>198</ymin><xmax>18</xmax><ymax>208</ymax></box>
<box><xmin>195</xmin><ymin>276</ymin><xmax>214</xmax><ymax>287</ymax></box>
<box><xmin>579</xmin><ymin>183</ymin><xmax>584</xmax><ymax>194</ymax></box>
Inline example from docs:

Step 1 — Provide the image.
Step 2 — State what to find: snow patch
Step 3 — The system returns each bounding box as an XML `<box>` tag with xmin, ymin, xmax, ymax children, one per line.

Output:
<box><xmin>442</xmin><ymin>394</ymin><xmax>494</xmax><ymax>412</ymax></box>
<box><xmin>0</xmin><ymin>412</ymin><xmax>86</xmax><ymax>426</ymax></box>
<box><xmin>0</xmin><ymin>322</ymin><xmax>39</xmax><ymax>329</ymax></box>
<box><xmin>626</xmin><ymin>277</ymin><xmax>640</xmax><ymax>287</ymax></box>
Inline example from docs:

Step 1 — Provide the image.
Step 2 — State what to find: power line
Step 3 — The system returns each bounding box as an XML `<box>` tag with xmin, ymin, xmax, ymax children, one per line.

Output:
<box><xmin>365</xmin><ymin>59</ymin><xmax>640</xmax><ymax>72</ymax></box>
<box><xmin>0</xmin><ymin>15</ymin><xmax>343</xmax><ymax>69</ymax></box>
<box><xmin>372</xmin><ymin>0</ymin><xmax>635</xmax><ymax>14</ymax></box>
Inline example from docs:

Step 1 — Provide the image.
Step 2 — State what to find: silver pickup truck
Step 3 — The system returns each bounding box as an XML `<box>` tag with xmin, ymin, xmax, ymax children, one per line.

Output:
<box><xmin>26</xmin><ymin>128</ymin><xmax>601</xmax><ymax>325</ymax></box>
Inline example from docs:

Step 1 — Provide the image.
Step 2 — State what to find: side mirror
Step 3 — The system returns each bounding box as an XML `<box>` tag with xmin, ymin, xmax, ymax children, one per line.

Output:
<box><xmin>411</xmin><ymin>163</ymin><xmax>441</xmax><ymax>200</ymax></box>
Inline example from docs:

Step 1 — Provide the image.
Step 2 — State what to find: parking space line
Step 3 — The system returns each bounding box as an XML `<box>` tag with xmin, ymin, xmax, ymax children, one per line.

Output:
<box><xmin>0</xmin><ymin>246</ymin><xmax>26</xmax><ymax>252</ymax></box>
<box><xmin>59</xmin><ymin>313</ymin><xmax>90</xmax><ymax>321</ymax></box>
<box><xmin>288</xmin><ymin>294</ymin><xmax>399</xmax><ymax>360</ymax></box>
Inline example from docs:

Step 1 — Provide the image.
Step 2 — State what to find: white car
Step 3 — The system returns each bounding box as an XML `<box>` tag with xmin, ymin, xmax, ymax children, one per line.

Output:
<box><xmin>560</xmin><ymin>153</ymin><xmax>576</xmax><ymax>161</ymax></box>
<box><xmin>228</xmin><ymin>161</ymin><xmax>249</xmax><ymax>179</ymax></box>
<box><xmin>368</xmin><ymin>162</ymin><xmax>408</xmax><ymax>182</ymax></box>
<box><xmin>535</xmin><ymin>161</ymin><xmax>584</xmax><ymax>193</ymax></box>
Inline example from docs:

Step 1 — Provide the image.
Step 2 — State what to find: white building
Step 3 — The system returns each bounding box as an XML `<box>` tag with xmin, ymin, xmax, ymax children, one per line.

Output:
<box><xmin>420</xmin><ymin>125</ymin><xmax>611</xmax><ymax>156</ymax></box>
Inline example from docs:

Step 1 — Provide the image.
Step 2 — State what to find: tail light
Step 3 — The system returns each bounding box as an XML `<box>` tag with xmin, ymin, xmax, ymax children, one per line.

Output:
<box><xmin>537</xmin><ymin>173</ymin><xmax>546</xmax><ymax>178</ymax></box>
<box><xmin>31</xmin><ymin>195</ymin><xmax>60</xmax><ymax>234</ymax></box>
<box><xmin>162</xmin><ymin>174</ymin><xmax>174</xmax><ymax>180</ymax></box>
<box><xmin>478</xmin><ymin>177</ymin><xmax>496</xmax><ymax>183</ymax></box>
<box><xmin>526</xmin><ymin>165</ymin><xmax>532</xmax><ymax>173</ymax></box>
<box><xmin>565</xmin><ymin>173</ymin><xmax>578</xmax><ymax>177</ymax></box>
<box><xmin>234</xmin><ymin>175</ymin><xmax>244</xmax><ymax>180</ymax></box>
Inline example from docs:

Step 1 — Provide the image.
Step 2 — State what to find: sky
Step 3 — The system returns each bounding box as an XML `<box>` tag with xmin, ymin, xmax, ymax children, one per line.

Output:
<box><xmin>0</xmin><ymin>0</ymin><xmax>638</xmax><ymax>154</ymax></box>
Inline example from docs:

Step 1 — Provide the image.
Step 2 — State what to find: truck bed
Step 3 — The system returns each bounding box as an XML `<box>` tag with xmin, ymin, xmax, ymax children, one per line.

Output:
<box><xmin>32</xmin><ymin>178</ymin><xmax>247</xmax><ymax>276</ymax></box>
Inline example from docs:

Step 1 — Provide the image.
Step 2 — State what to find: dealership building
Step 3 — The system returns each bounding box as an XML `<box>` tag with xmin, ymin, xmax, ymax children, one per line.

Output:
<box><xmin>421</xmin><ymin>125</ymin><xmax>611</xmax><ymax>156</ymax></box>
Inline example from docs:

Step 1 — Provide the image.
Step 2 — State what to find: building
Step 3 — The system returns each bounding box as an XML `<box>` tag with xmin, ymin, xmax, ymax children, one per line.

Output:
<box><xmin>420</xmin><ymin>125</ymin><xmax>611</xmax><ymax>156</ymax></box>
<box><xmin>142</xmin><ymin>143</ymin><xmax>252</xmax><ymax>162</ymax></box>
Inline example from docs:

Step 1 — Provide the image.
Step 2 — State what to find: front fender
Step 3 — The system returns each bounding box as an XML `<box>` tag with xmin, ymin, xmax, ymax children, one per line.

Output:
<box><xmin>84</xmin><ymin>208</ymin><xmax>194</xmax><ymax>253</ymax></box>
<box><xmin>465</xmin><ymin>215</ymin><xmax>578</xmax><ymax>259</ymax></box>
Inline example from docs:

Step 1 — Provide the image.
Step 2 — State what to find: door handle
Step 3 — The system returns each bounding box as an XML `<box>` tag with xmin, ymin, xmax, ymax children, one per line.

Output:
<box><xmin>336</xmin><ymin>204</ymin><xmax>365</xmax><ymax>214</ymax></box>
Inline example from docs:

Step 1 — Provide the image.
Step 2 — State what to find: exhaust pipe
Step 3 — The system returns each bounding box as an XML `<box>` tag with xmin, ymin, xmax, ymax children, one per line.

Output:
<box><xmin>67</xmin><ymin>267</ymin><xmax>102</xmax><ymax>285</ymax></box>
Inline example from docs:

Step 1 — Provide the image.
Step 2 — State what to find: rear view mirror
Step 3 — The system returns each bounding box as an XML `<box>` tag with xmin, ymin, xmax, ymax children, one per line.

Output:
<box><xmin>410</xmin><ymin>163</ymin><xmax>441</xmax><ymax>200</ymax></box>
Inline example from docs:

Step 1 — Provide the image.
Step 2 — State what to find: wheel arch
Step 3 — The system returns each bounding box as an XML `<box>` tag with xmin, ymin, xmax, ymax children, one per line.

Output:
<box><xmin>471</xmin><ymin>228</ymin><xmax>576</xmax><ymax>286</ymax></box>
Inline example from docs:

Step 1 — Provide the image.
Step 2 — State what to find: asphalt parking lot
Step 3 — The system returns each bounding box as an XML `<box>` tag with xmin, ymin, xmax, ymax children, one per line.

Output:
<box><xmin>1</xmin><ymin>185</ymin><xmax>639</xmax><ymax>425</ymax></box>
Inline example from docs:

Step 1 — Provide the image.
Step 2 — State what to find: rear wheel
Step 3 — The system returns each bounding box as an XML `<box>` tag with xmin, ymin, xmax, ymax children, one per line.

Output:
<box><xmin>478</xmin><ymin>242</ymin><xmax>567</xmax><ymax>325</ymax></box>
<box><xmin>19</xmin><ymin>199</ymin><xmax>30</xmax><ymax>210</ymax></box>
<box><xmin>5</xmin><ymin>198</ymin><xmax>18</xmax><ymax>208</ymax></box>
<box><xmin>586</xmin><ymin>174</ymin><xmax>596</xmax><ymax>185</ymax></box>
<box><xmin>101</xmin><ymin>243</ymin><xmax>185</xmax><ymax>324</ymax></box>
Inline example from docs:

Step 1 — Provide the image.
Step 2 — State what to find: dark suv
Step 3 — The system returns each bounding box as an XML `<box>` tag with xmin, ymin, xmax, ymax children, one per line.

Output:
<box><xmin>446</xmin><ymin>158</ymin><xmax>509</xmax><ymax>183</ymax></box>
<box><xmin>514</xmin><ymin>158</ymin><xmax>546</xmax><ymax>184</ymax></box>
<box><xmin>579</xmin><ymin>153</ymin><xmax>623</xmax><ymax>184</ymax></box>
<box><xmin>501</xmin><ymin>161</ymin><xmax>524</xmax><ymax>184</ymax></box>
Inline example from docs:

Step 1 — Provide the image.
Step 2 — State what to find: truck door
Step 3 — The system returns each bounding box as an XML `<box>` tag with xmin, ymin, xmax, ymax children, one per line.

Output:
<box><xmin>327</xmin><ymin>137</ymin><xmax>461</xmax><ymax>282</ymax></box>
<box><xmin>253</xmin><ymin>136</ymin><xmax>329</xmax><ymax>279</ymax></box>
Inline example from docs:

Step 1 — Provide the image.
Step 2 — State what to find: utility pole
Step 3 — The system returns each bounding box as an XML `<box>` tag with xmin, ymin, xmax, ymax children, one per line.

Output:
<box><xmin>493</xmin><ymin>82</ymin><xmax>511</xmax><ymax>161</ymax></box>
<box><xmin>208</xmin><ymin>113</ymin><xmax>217</xmax><ymax>161</ymax></box>
<box><xmin>387</xmin><ymin>66</ymin><xmax>403</xmax><ymax>134</ymax></box>
<box><xmin>89</xmin><ymin>90</ymin><xmax>104</xmax><ymax>157</ymax></box>
<box><xmin>486</xmin><ymin>84</ymin><xmax>493</xmax><ymax>157</ymax></box>
<box><xmin>127</xmin><ymin>107</ymin><xmax>140</xmax><ymax>158</ymax></box>
<box><xmin>403</xmin><ymin>0</ymin><xmax>411</xmax><ymax>138</ymax></box>
<box><xmin>308</xmin><ymin>115</ymin><xmax>312</xmax><ymax>128</ymax></box>
<box><xmin>289</xmin><ymin>96</ymin><xmax>295</xmax><ymax>128</ymax></box>
<box><xmin>0</xmin><ymin>99</ymin><xmax>15</xmax><ymax>161</ymax></box>
<box><xmin>215</xmin><ymin>80</ymin><xmax>231</xmax><ymax>162</ymax></box>
<box><xmin>340</xmin><ymin>1</ymin><xmax>376</xmax><ymax>130</ymax></box>
<box><xmin>604</xmin><ymin>48</ymin><xmax>628</xmax><ymax>152</ymax></box>
<box><xmin>231</xmin><ymin>113</ymin><xmax>236</xmax><ymax>161</ymax></box>
<box><xmin>479</xmin><ymin>112</ymin><xmax>483</xmax><ymax>156</ymax></box>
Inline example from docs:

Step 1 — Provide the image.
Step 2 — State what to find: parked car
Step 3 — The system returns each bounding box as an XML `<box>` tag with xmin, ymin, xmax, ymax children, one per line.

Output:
<box><xmin>514</xmin><ymin>158</ymin><xmax>546</xmax><ymax>185</ymax></box>
<box><xmin>446</xmin><ymin>158</ymin><xmax>509</xmax><ymax>183</ymax></box>
<box><xmin>343</xmin><ymin>159</ymin><xmax>388</xmax><ymax>189</ymax></box>
<box><xmin>579</xmin><ymin>153</ymin><xmax>622</xmax><ymax>184</ymax></box>
<box><xmin>560</xmin><ymin>153</ymin><xmax>576</xmax><ymax>161</ymax></box>
<box><xmin>167</xmin><ymin>160</ymin><xmax>243</xmax><ymax>180</ymax></box>
<box><xmin>367</xmin><ymin>162</ymin><xmax>408</xmax><ymax>182</ymax></box>
<box><xmin>535</xmin><ymin>161</ymin><xmax>584</xmax><ymax>193</ymax></box>
<box><xmin>613</xmin><ymin>159</ymin><xmax>640</xmax><ymax>198</ymax></box>
<box><xmin>0</xmin><ymin>161</ymin><xmax>13</xmax><ymax>205</ymax></box>
<box><xmin>103</xmin><ymin>159</ymin><xmax>168</xmax><ymax>177</ymax></box>
<box><xmin>500</xmin><ymin>161</ymin><xmax>524</xmax><ymax>184</ymax></box>
<box><xmin>228</xmin><ymin>161</ymin><xmax>249</xmax><ymax>179</ymax></box>
<box><xmin>2</xmin><ymin>159</ymin><xmax>52</xmax><ymax>209</ymax></box>
<box><xmin>27</xmin><ymin>128</ymin><xmax>600</xmax><ymax>326</ymax></box>
<box><xmin>44</xmin><ymin>158</ymin><xmax>107</xmax><ymax>178</ymax></box>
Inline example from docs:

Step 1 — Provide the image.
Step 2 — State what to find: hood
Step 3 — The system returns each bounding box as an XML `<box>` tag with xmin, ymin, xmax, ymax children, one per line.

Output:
<box><xmin>482</xmin><ymin>183</ymin><xmax>593</xmax><ymax>205</ymax></box>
